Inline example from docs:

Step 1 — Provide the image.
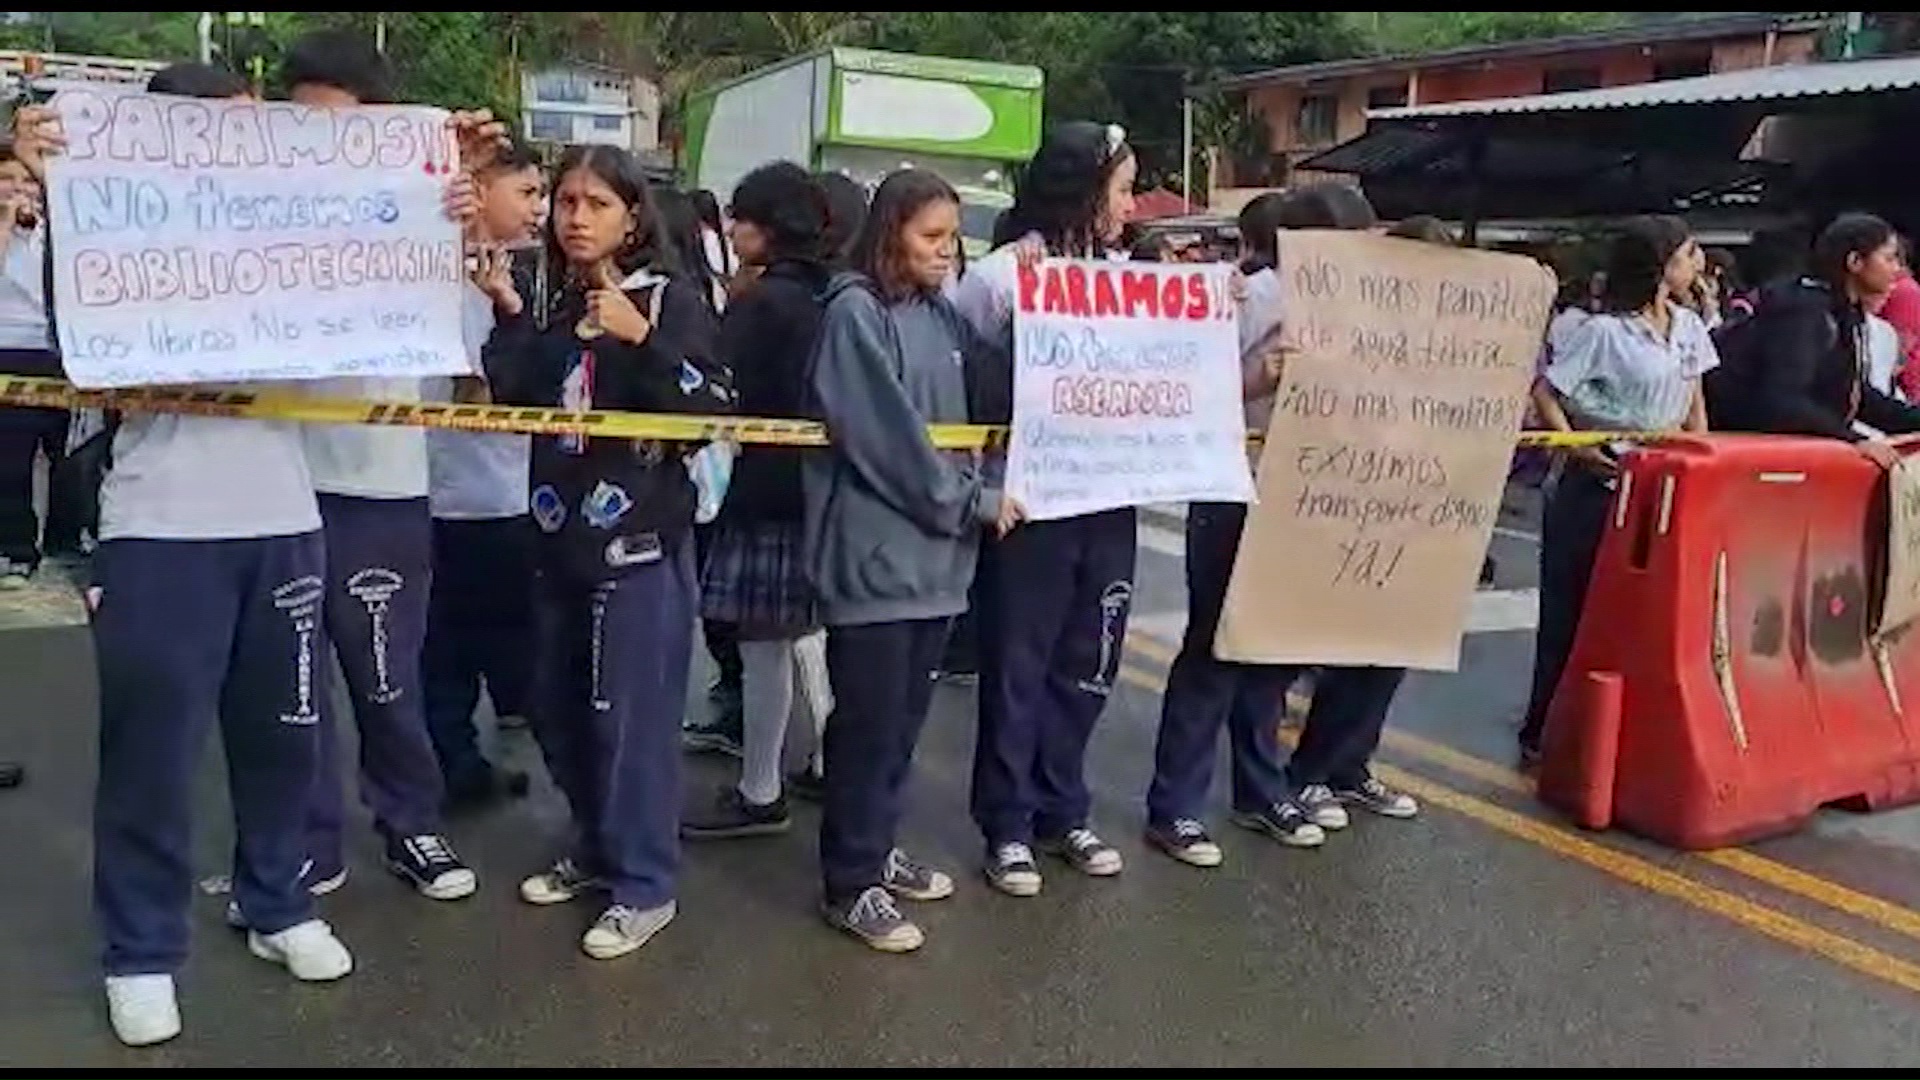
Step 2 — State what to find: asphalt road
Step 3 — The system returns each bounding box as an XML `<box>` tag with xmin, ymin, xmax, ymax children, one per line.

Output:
<box><xmin>8</xmin><ymin>503</ymin><xmax>1920</xmax><ymax>1066</ymax></box>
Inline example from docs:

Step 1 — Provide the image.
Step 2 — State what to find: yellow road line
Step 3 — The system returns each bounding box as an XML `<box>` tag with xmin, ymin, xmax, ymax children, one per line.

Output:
<box><xmin>1125</xmin><ymin>631</ymin><xmax>1920</xmax><ymax>948</ymax></box>
<box><xmin>1116</xmin><ymin>649</ymin><xmax>1920</xmax><ymax>996</ymax></box>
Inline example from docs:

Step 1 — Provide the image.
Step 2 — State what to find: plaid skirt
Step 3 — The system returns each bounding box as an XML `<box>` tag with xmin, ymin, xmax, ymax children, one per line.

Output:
<box><xmin>700</xmin><ymin>519</ymin><xmax>820</xmax><ymax>638</ymax></box>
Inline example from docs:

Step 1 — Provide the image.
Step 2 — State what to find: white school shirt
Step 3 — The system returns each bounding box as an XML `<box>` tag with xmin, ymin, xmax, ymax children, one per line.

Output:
<box><xmin>0</xmin><ymin>224</ymin><xmax>48</xmax><ymax>351</ymax></box>
<box><xmin>425</xmin><ymin>284</ymin><xmax>530</xmax><ymax>520</ymax></box>
<box><xmin>301</xmin><ymin>375</ymin><xmax>430</xmax><ymax>500</ymax></box>
<box><xmin>99</xmin><ymin>405</ymin><xmax>321</xmax><ymax>542</ymax></box>
<box><xmin>1855</xmin><ymin>315</ymin><xmax>1902</xmax><ymax>438</ymax></box>
<box><xmin>1238</xmin><ymin>266</ymin><xmax>1284</xmax><ymax>439</ymax></box>
<box><xmin>1544</xmin><ymin>307</ymin><xmax>1719</xmax><ymax>433</ymax></box>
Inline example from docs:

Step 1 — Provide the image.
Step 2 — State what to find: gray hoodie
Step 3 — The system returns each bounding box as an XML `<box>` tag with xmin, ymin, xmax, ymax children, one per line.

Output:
<box><xmin>803</xmin><ymin>275</ymin><xmax>1001</xmax><ymax>627</ymax></box>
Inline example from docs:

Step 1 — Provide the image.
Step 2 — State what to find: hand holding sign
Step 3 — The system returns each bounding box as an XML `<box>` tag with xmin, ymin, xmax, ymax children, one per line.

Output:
<box><xmin>1860</xmin><ymin>438</ymin><xmax>1903</xmax><ymax>471</ymax></box>
<box><xmin>446</xmin><ymin>109</ymin><xmax>509</xmax><ymax>174</ymax></box>
<box><xmin>12</xmin><ymin>104</ymin><xmax>64</xmax><ymax>181</ymax></box>
<box><xmin>586</xmin><ymin>264</ymin><xmax>651</xmax><ymax>346</ymax></box>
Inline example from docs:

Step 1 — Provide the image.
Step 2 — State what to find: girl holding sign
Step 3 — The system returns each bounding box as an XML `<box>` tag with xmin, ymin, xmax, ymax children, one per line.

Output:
<box><xmin>53</xmin><ymin>60</ymin><xmax>346</xmax><ymax>1049</ymax></box>
<box><xmin>948</xmin><ymin>122</ymin><xmax>1138</xmax><ymax>897</ymax></box>
<box><xmin>280</xmin><ymin>30</ymin><xmax>479</xmax><ymax>908</ymax></box>
<box><xmin>480</xmin><ymin>145</ymin><xmax>732</xmax><ymax>960</ymax></box>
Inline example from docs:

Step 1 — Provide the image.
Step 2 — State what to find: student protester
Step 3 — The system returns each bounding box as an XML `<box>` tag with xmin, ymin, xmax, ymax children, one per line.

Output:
<box><xmin>482</xmin><ymin>145</ymin><xmax>732</xmax><ymax>960</ymax></box>
<box><xmin>421</xmin><ymin>136</ymin><xmax>545</xmax><ymax>810</ymax></box>
<box><xmin>1141</xmin><ymin>189</ymin><xmax>1317</xmax><ymax>866</ymax></box>
<box><xmin>1709</xmin><ymin>212</ymin><xmax>1920</xmax><ymax>456</ymax></box>
<box><xmin>655</xmin><ymin>185</ymin><xmax>728</xmax><ymax>317</ymax></box>
<box><xmin>683</xmin><ymin>162</ymin><xmax>838</xmax><ymax>839</ymax></box>
<box><xmin>39</xmin><ymin>60</ymin><xmax>481</xmax><ymax>1048</ymax></box>
<box><xmin>815</xmin><ymin>170</ymin><xmax>870</xmax><ymax>272</ymax></box>
<box><xmin>1522</xmin><ymin>215</ymin><xmax>1716</xmax><ymax>764</ymax></box>
<box><xmin>806</xmin><ymin>168</ymin><xmax>1021</xmax><ymax>951</ymax></box>
<box><xmin>281</xmin><ymin>28</ymin><xmax>478</xmax><ymax>904</ymax></box>
<box><xmin>0</xmin><ymin>142</ymin><xmax>82</xmax><ymax>587</ymax></box>
<box><xmin>948</xmin><ymin>121</ymin><xmax>1139</xmax><ymax>896</ymax></box>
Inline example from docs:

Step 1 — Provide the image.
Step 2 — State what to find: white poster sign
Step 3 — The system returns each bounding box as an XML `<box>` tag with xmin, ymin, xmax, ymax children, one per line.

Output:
<box><xmin>45</xmin><ymin>86</ymin><xmax>470</xmax><ymax>388</ymax></box>
<box><xmin>1007</xmin><ymin>259</ymin><xmax>1254</xmax><ymax>521</ymax></box>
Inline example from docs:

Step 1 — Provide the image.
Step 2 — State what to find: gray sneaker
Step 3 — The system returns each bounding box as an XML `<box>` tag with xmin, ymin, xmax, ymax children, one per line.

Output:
<box><xmin>581</xmin><ymin>901</ymin><xmax>675</xmax><ymax>960</ymax></box>
<box><xmin>822</xmin><ymin>886</ymin><xmax>924</xmax><ymax>953</ymax></box>
<box><xmin>882</xmin><ymin>848</ymin><xmax>954</xmax><ymax>901</ymax></box>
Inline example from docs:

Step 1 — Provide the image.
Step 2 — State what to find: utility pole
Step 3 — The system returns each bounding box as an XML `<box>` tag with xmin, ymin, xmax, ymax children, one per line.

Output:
<box><xmin>1181</xmin><ymin>92</ymin><xmax>1194</xmax><ymax>210</ymax></box>
<box><xmin>197</xmin><ymin>12</ymin><xmax>214</xmax><ymax>64</ymax></box>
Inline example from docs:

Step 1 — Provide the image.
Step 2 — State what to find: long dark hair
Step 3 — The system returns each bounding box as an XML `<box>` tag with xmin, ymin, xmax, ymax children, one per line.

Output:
<box><xmin>1235</xmin><ymin>191</ymin><xmax>1287</xmax><ymax>274</ymax></box>
<box><xmin>815</xmin><ymin>170</ymin><xmax>869</xmax><ymax>272</ymax></box>
<box><xmin>1812</xmin><ymin>212</ymin><xmax>1896</xmax><ymax>291</ymax></box>
<box><xmin>543</xmin><ymin>145</ymin><xmax>678</xmax><ymax>287</ymax></box>
<box><xmin>691</xmin><ymin>188</ymin><xmax>733</xmax><ymax>277</ymax></box>
<box><xmin>1003</xmin><ymin>120</ymin><xmax>1132</xmax><ymax>257</ymax></box>
<box><xmin>731</xmin><ymin>162</ymin><xmax>830</xmax><ymax>265</ymax></box>
<box><xmin>653</xmin><ymin>184</ymin><xmax>719</xmax><ymax>311</ymax></box>
<box><xmin>1275</xmin><ymin>182</ymin><xmax>1377</xmax><ymax>232</ymax></box>
<box><xmin>852</xmin><ymin>169</ymin><xmax>958</xmax><ymax>300</ymax></box>
<box><xmin>1599</xmin><ymin>215</ymin><xmax>1691</xmax><ymax>314</ymax></box>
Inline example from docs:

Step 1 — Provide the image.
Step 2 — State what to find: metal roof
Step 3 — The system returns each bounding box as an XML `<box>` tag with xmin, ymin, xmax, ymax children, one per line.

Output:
<box><xmin>1197</xmin><ymin>13</ymin><xmax>1822</xmax><ymax>95</ymax></box>
<box><xmin>1373</xmin><ymin>53</ymin><xmax>1920</xmax><ymax>120</ymax></box>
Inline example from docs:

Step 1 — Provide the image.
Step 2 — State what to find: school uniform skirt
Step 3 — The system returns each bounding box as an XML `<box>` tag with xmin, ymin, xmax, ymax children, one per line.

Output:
<box><xmin>699</xmin><ymin>519</ymin><xmax>819</xmax><ymax>641</ymax></box>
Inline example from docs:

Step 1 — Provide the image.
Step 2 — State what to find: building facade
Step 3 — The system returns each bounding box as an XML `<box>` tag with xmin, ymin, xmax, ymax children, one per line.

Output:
<box><xmin>1207</xmin><ymin>13</ymin><xmax>1829</xmax><ymax>196</ymax></box>
<box><xmin>520</xmin><ymin>60</ymin><xmax>661</xmax><ymax>156</ymax></box>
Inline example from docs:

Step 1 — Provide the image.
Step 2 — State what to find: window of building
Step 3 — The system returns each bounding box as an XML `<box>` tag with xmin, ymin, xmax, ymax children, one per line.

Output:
<box><xmin>531</xmin><ymin>72</ymin><xmax>591</xmax><ymax>104</ymax></box>
<box><xmin>1295</xmin><ymin>92</ymin><xmax>1338</xmax><ymax>146</ymax></box>
<box><xmin>1542</xmin><ymin>66</ymin><xmax>1602</xmax><ymax>93</ymax></box>
<box><xmin>1366</xmin><ymin>81</ymin><xmax>1409</xmax><ymax>110</ymax></box>
<box><xmin>527</xmin><ymin>110</ymin><xmax>572</xmax><ymax>142</ymax></box>
<box><xmin>592</xmin><ymin>114</ymin><xmax>624</xmax><ymax>132</ymax></box>
<box><xmin>1653</xmin><ymin>51</ymin><xmax>1712</xmax><ymax>81</ymax></box>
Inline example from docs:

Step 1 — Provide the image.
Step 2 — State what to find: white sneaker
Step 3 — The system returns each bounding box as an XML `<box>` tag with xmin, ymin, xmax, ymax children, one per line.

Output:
<box><xmin>580</xmin><ymin>901</ymin><xmax>675</xmax><ymax>961</ymax></box>
<box><xmin>248</xmin><ymin>919</ymin><xmax>353</xmax><ymax>982</ymax></box>
<box><xmin>1297</xmin><ymin>784</ymin><xmax>1351</xmax><ymax>831</ymax></box>
<box><xmin>104</xmin><ymin>974</ymin><xmax>181</xmax><ymax>1047</ymax></box>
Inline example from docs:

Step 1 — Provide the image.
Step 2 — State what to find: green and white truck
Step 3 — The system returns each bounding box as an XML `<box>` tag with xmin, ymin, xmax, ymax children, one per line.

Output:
<box><xmin>681</xmin><ymin>47</ymin><xmax>1044</xmax><ymax>255</ymax></box>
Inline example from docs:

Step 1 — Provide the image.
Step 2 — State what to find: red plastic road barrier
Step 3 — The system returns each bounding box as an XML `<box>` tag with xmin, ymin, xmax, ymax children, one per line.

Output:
<box><xmin>1536</xmin><ymin>435</ymin><xmax>1920</xmax><ymax>849</ymax></box>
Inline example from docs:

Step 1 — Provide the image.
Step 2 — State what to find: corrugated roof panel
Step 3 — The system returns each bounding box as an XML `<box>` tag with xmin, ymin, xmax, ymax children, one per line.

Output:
<box><xmin>1373</xmin><ymin>55</ymin><xmax>1920</xmax><ymax>120</ymax></box>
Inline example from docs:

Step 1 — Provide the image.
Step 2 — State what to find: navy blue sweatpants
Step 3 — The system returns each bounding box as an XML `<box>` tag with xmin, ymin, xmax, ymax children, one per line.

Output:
<box><xmin>972</xmin><ymin>508</ymin><xmax>1136</xmax><ymax>847</ymax></box>
<box><xmin>423</xmin><ymin>515</ymin><xmax>534</xmax><ymax>792</ymax></box>
<box><xmin>306</xmin><ymin>494</ymin><xmax>443</xmax><ymax>872</ymax></box>
<box><xmin>820</xmin><ymin>617</ymin><xmax>949</xmax><ymax>903</ymax></box>
<box><xmin>92</xmin><ymin>533</ymin><xmax>327</xmax><ymax>976</ymax></box>
<box><xmin>1147</xmin><ymin>503</ymin><xmax>1298</xmax><ymax>826</ymax></box>
<box><xmin>1285</xmin><ymin>665</ymin><xmax>1407</xmax><ymax>790</ymax></box>
<box><xmin>527</xmin><ymin>537</ymin><xmax>695</xmax><ymax>910</ymax></box>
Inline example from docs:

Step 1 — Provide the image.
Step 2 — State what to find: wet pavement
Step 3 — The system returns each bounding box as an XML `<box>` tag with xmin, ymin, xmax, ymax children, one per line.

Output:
<box><xmin>8</xmin><ymin>501</ymin><xmax>1920</xmax><ymax>1066</ymax></box>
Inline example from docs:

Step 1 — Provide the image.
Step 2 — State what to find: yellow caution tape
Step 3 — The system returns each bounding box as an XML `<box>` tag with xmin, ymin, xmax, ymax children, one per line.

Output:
<box><xmin>0</xmin><ymin>376</ymin><xmax>1655</xmax><ymax>451</ymax></box>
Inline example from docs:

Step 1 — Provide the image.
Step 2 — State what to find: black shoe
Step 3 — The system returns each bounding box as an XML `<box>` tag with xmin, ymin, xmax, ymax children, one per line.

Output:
<box><xmin>1231</xmin><ymin>801</ymin><xmax>1327</xmax><ymax>849</ymax></box>
<box><xmin>681</xmin><ymin>785</ymin><xmax>791</xmax><ymax>839</ymax></box>
<box><xmin>681</xmin><ymin>721</ymin><xmax>743</xmax><ymax>758</ymax></box>
<box><xmin>787</xmin><ymin>767</ymin><xmax>825</xmax><ymax>804</ymax></box>
<box><xmin>445</xmin><ymin>766</ymin><xmax>530</xmax><ymax>812</ymax></box>
<box><xmin>0</xmin><ymin>760</ymin><xmax>21</xmax><ymax>789</ymax></box>
<box><xmin>821</xmin><ymin>887</ymin><xmax>924</xmax><ymax>953</ymax></box>
<box><xmin>384</xmin><ymin>833</ymin><xmax>478</xmax><ymax>900</ymax></box>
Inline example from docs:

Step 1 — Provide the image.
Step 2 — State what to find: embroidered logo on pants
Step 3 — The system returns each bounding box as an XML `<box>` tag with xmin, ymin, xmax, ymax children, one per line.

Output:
<box><xmin>1078</xmin><ymin>580</ymin><xmax>1134</xmax><ymax>696</ymax></box>
<box><xmin>531</xmin><ymin>485</ymin><xmax>566</xmax><ymax>533</ymax></box>
<box><xmin>582</xmin><ymin>480</ymin><xmax>633</xmax><ymax>530</ymax></box>
<box><xmin>589</xmin><ymin>581</ymin><xmax>615</xmax><ymax>713</ymax></box>
<box><xmin>347</xmin><ymin>568</ymin><xmax>406</xmax><ymax>705</ymax></box>
<box><xmin>272</xmin><ymin>575</ymin><xmax>326</xmax><ymax>726</ymax></box>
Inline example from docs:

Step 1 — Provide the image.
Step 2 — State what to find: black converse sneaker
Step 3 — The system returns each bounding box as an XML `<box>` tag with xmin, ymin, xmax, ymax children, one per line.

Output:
<box><xmin>385</xmin><ymin>834</ymin><xmax>477</xmax><ymax>900</ymax></box>
<box><xmin>1145</xmin><ymin>818</ymin><xmax>1224</xmax><ymax>868</ymax></box>
<box><xmin>984</xmin><ymin>842</ymin><xmax>1043</xmax><ymax>897</ymax></box>
<box><xmin>881</xmin><ymin>848</ymin><xmax>955</xmax><ymax>901</ymax></box>
<box><xmin>822</xmin><ymin>886</ymin><xmax>924</xmax><ymax>953</ymax></box>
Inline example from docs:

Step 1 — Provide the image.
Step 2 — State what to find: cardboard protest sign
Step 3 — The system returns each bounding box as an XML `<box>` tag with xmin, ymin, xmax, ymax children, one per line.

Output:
<box><xmin>45</xmin><ymin>86</ymin><xmax>470</xmax><ymax>388</ymax></box>
<box><xmin>1878</xmin><ymin>457</ymin><xmax>1920</xmax><ymax>636</ymax></box>
<box><xmin>1007</xmin><ymin>259</ymin><xmax>1254</xmax><ymax>521</ymax></box>
<box><xmin>1215</xmin><ymin>230</ymin><xmax>1555</xmax><ymax>671</ymax></box>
